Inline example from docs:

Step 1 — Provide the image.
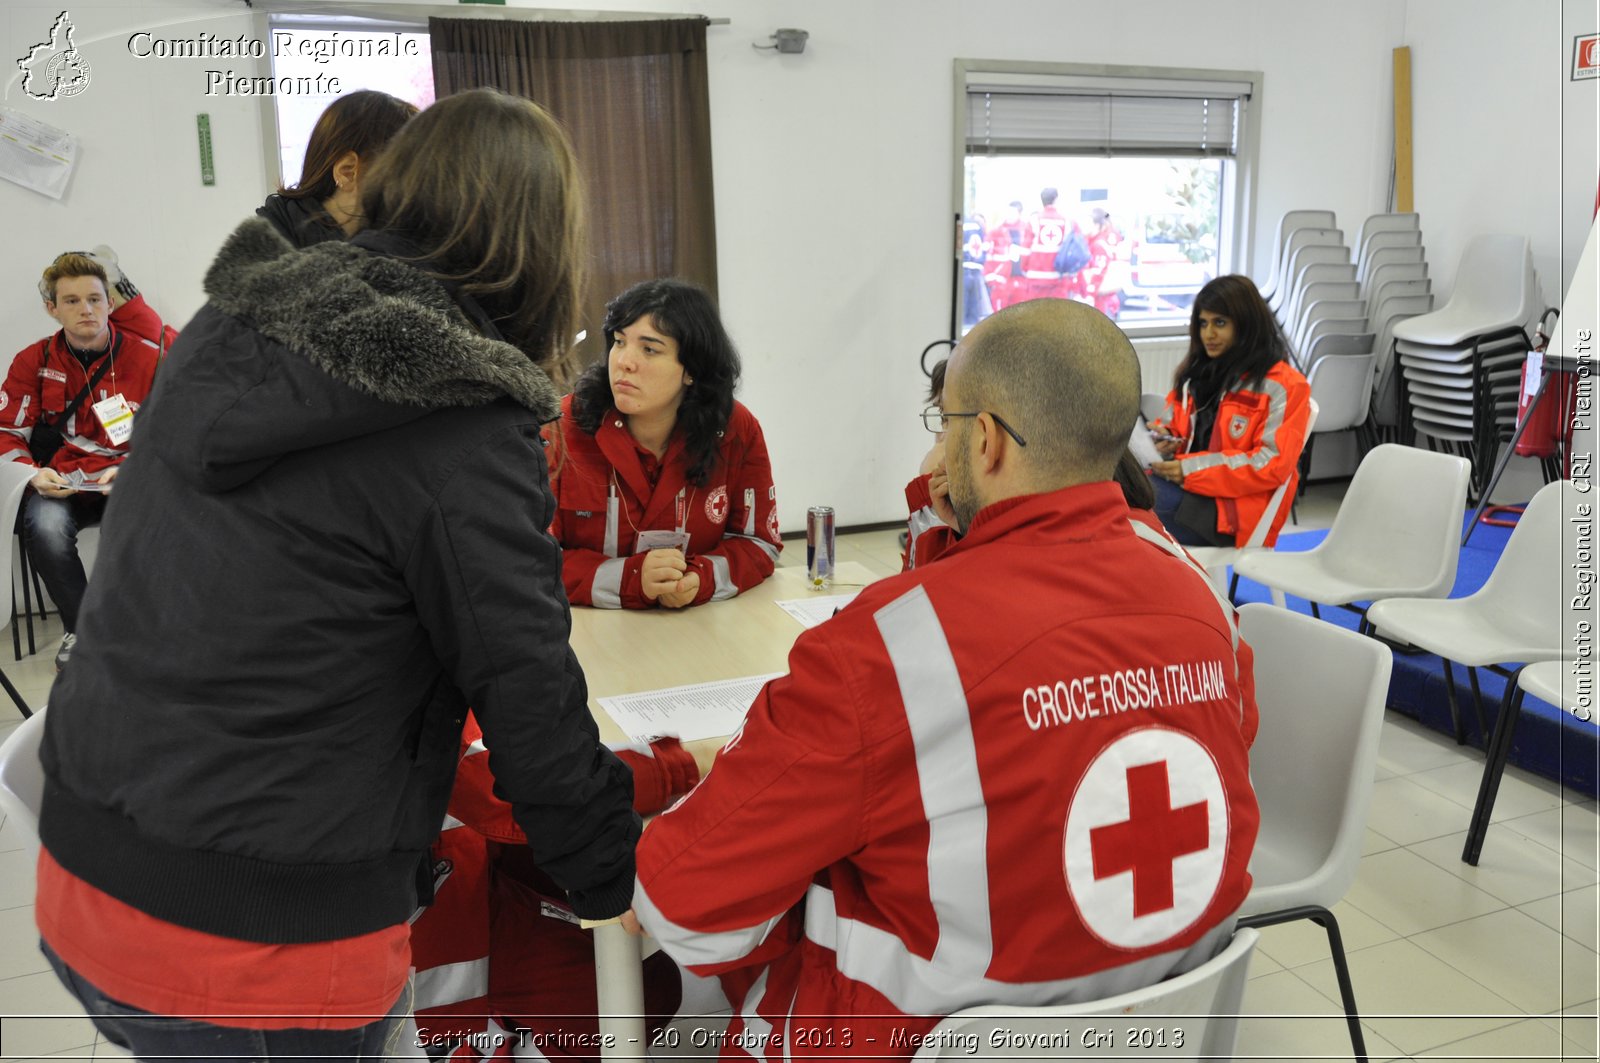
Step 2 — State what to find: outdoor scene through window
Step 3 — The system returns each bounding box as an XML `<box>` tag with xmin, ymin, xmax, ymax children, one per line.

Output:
<box><xmin>960</xmin><ymin>155</ymin><xmax>1224</xmax><ymax>335</ymax></box>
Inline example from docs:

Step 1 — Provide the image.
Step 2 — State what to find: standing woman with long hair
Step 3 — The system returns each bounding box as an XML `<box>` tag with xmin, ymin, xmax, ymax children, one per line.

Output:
<box><xmin>257</xmin><ymin>88</ymin><xmax>418</xmax><ymax>247</ymax></box>
<box><xmin>547</xmin><ymin>279</ymin><xmax>781</xmax><ymax>609</ymax></box>
<box><xmin>35</xmin><ymin>89</ymin><xmax>638</xmax><ymax>1061</ymax></box>
<box><xmin>1149</xmin><ymin>274</ymin><xmax>1311</xmax><ymax>547</ymax></box>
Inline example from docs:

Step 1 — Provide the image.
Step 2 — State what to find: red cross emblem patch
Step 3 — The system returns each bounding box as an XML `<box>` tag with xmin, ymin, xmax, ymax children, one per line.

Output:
<box><xmin>1063</xmin><ymin>727</ymin><xmax>1229</xmax><ymax>949</ymax></box>
<box><xmin>1228</xmin><ymin>413</ymin><xmax>1250</xmax><ymax>440</ymax></box>
<box><xmin>704</xmin><ymin>486</ymin><xmax>729</xmax><ymax>525</ymax></box>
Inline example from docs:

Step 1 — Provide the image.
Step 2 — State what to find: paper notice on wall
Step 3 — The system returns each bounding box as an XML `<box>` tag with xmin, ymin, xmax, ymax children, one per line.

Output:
<box><xmin>599</xmin><ymin>673</ymin><xmax>782</xmax><ymax>742</ymax></box>
<box><xmin>0</xmin><ymin>108</ymin><xmax>78</xmax><ymax>200</ymax></box>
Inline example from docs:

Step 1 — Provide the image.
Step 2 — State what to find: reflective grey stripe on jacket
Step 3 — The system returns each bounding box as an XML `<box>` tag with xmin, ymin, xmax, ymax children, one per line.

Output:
<box><xmin>801</xmin><ymin>881</ymin><xmax>1235</xmax><ymax>1016</ymax></box>
<box><xmin>1125</xmin><ymin>518</ymin><xmax>1244</xmax><ymax>723</ymax></box>
<box><xmin>1179</xmin><ymin>374</ymin><xmax>1290</xmax><ymax>476</ymax></box>
<box><xmin>905</xmin><ymin>507</ymin><xmax>946</xmax><ymax>569</ymax></box>
<box><xmin>591</xmin><ymin>558</ymin><xmax>626</xmax><ymax>609</ymax></box>
<box><xmin>412</xmin><ymin>957</ymin><xmax>487</xmax><ymax>1011</ymax></box>
<box><xmin>631</xmin><ymin>878</ymin><xmax>789</xmax><ymax>969</ymax></box>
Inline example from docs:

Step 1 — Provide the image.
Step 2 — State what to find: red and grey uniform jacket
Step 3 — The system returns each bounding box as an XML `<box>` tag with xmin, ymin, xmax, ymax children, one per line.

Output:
<box><xmin>411</xmin><ymin>714</ymin><xmax>702</xmax><ymax>1059</ymax></box>
<box><xmin>634</xmin><ymin>483</ymin><xmax>1260</xmax><ymax>1060</ymax></box>
<box><xmin>0</xmin><ymin>296</ymin><xmax>168</xmax><ymax>478</ymax></box>
<box><xmin>545</xmin><ymin>395</ymin><xmax>781</xmax><ymax>609</ymax></box>
<box><xmin>1151</xmin><ymin>359</ymin><xmax>1311</xmax><ymax>547</ymax></box>
<box><xmin>901</xmin><ymin>473</ymin><xmax>956</xmax><ymax>571</ymax></box>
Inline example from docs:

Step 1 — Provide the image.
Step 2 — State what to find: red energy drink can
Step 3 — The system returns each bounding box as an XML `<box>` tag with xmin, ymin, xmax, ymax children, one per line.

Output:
<box><xmin>806</xmin><ymin>506</ymin><xmax>835</xmax><ymax>589</ymax></box>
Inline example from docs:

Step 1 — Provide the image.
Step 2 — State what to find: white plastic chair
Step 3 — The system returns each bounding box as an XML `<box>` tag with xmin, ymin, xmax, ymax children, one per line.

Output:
<box><xmin>1185</xmin><ymin>399</ymin><xmax>1319</xmax><ymax>598</ymax></box>
<box><xmin>1277</xmin><ymin>243</ymin><xmax>1353</xmax><ymax>325</ymax></box>
<box><xmin>1261</xmin><ymin>210</ymin><xmax>1337</xmax><ymax>301</ymax></box>
<box><xmin>1391</xmin><ymin>234</ymin><xmax>1537</xmax><ymax>347</ymax></box>
<box><xmin>1463</xmin><ymin>660</ymin><xmax>1594</xmax><ymax>865</ymax></box>
<box><xmin>1366</xmin><ymin>481</ymin><xmax>1569</xmax><ymax>745</ymax></box>
<box><xmin>1304</xmin><ymin>331</ymin><xmax>1377</xmax><ymax>372</ymax></box>
<box><xmin>1234</xmin><ymin>604</ymin><xmax>1391</xmax><ymax>1063</ymax></box>
<box><xmin>1356</xmin><ymin>243</ymin><xmax>1426</xmax><ymax>288</ymax></box>
<box><xmin>1233</xmin><ymin>444</ymin><xmax>1470</xmax><ymax>621</ymax></box>
<box><xmin>1303</xmin><ymin>355</ymin><xmax>1377</xmax><ymax>474</ymax></box>
<box><xmin>1269</xmin><ymin>230</ymin><xmax>1345</xmax><ymax>317</ymax></box>
<box><xmin>0</xmin><ymin>463</ymin><xmax>42</xmax><ymax>716</ymax></box>
<box><xmin>0</xmin><ymin>704</ymin><xmax>46</xmax><ymax>856</ymax></box>
<box><xmin>910</xmin><ymin>927</ymin><xmax>1260</xmax><ymax>1060</ymax></box>
<box><xmin>1353</xmin><ymin>212</ymin><xmax>1420</xmax><ymax>260</ymax></box>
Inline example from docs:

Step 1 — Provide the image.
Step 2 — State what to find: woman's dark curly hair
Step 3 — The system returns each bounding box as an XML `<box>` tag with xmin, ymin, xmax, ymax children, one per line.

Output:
<box><xmin>1171</xmin><ymin>273</ymin><xmax>1290</xmax><ymax>392</ymax></box>
<box><xmin>572</xmin><ymin>279</ymin><xmax>741</xmax><ymax>487</ymax></box>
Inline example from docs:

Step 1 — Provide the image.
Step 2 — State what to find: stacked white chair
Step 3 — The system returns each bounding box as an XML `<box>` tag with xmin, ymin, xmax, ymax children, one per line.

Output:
<box><xmin>1390</xmin><ymin>234</ymin><xmax>1541</xmax><ymax>500</ymax></box>
<box><xmin>1260</xmin><ymin>209</ymin><xmax>1336</xmax><ymax>305</ymax></box>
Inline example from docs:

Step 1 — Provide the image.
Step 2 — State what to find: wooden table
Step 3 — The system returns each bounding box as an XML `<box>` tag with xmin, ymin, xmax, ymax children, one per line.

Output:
<box><xmin>568</xmin><ymin>562</ymin><xmax>880</xmax><ymax>1059</ymax></box>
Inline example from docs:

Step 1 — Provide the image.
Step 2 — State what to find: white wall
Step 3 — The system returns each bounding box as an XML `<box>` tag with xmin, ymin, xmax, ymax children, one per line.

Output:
<box><xmin>0</xmin><ymin>0</ymin><xmax>1578</xmax><ymax>531</ymax></box>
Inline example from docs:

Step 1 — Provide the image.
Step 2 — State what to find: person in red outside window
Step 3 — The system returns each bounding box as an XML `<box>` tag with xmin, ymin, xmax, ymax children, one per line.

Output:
<box><xmin>1021</xmin><ymin>187</ymin><xmax>1087</xmax><ymax>302</ymax></box>
<box><xmin>545</xmin><ymin>279</ymin><xmax>781</xmax><ymax>609</ymax></box>
<box><xmin>984</xmin><ymin>200</ymin><xmax>1028</xmax><ymax>311</ymax></box>
<box><xmin>1083</xmin><ymin>206</ymin><xmax>1128</xmax><ymax>319</ymax></box>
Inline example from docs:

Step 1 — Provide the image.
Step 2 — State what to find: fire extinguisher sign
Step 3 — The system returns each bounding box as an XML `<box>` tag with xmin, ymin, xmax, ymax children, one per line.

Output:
<box><xmin>1574</xmin><ymin>34</ymin><xmax>1600</xmax><ymax>80</ymax></box>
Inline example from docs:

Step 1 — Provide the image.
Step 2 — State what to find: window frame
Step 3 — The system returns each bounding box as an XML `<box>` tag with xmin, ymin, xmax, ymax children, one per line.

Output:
<box><xmin>950</xmin><ymin>59</ymin><xmax>1264</xmax><ymax>339</ymax></box>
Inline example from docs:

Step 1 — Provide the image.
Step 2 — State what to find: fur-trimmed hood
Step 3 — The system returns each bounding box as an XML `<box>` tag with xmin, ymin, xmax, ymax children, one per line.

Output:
<box><xmin>140</xmin><ymin>218</ymin><xmax>562</xmax><ymax>493</ymax></box>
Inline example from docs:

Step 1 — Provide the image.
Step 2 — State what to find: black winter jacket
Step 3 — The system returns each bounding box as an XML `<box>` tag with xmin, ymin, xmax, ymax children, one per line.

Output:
<box><xmin>39</xmin><ymin>219</ymin><xmax>639</xmax><ymax>943</ymax></box>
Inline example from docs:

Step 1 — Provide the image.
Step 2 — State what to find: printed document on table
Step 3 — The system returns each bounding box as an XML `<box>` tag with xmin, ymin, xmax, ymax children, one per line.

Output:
<box><xmin>600</xmin><ymin>673</ymin><xmax>783</xmax><ymax>742</ymax></box>
<box><xmin>775</xmin><ymin>593</ymin><xmax>859</xmax><ymax>629</ymax></box>
<box><xmin>0</xmin><ymin>108</ymin><xmax>78</xmax><ymax>199</ymax></box>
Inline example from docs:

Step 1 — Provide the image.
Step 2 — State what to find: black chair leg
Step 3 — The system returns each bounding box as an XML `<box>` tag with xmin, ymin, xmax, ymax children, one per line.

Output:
<box><xmin>1463</xmin><ymin>673</ymin><xmax>1525</xmax><ymax>865</ymax></box>
<box><xmin>18</xmin><ymin>536</ymin><xmax>37</xmax><ymax>658</ymax></box>
<box><xmin>0</xmin><ymin>666</ymin><xmax>30</xmax><ymax>718</ymax></box>
<box><xmin>1228</xmin><ymin>571</ymin><xmax>1240</xmax><ymax>604</ymax></box>
<box><xmin>1466</xmin><ymin>666</ymin><xmax>1489</xmax><ymax>745</ymax></box>
<box><xmin>1238</xmin><ymin>904</ymin><xmax>1369</xmax><ymax>1063</ymax></box>
<box><xmin>1441</xmin><ymin>659</ymin><xmax>1466</xmax><ymax>744</ymax></box>
<box><xmin>1309</xmin><ymin>601</ymin><xmax>1321</xmax><ymax>620</ymax></box>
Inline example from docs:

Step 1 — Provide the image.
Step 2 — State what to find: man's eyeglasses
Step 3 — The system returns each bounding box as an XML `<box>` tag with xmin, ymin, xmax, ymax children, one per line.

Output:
<box><xmin>920</xmin><ymin>406</ymin><xmax>1027</xmax><ymax>448</ymax></box>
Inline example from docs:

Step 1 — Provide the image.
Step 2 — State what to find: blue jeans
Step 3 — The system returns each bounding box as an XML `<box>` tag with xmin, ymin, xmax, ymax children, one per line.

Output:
<box><xmin>22</xmin><ymin>491</ymin><xmax>105</xmax><ymax>634</ymax></box>
<box><xmin>44</xmin><ymin>940</ymin><xmax>414</xmax><ymax>1062</ymax></box>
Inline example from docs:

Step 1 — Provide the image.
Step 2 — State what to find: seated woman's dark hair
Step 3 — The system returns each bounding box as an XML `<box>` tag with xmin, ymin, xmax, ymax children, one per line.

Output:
<box><xmin>280</xmin><ymin>90</ymin><xmax>417</xmax><ymax>202</ymax></box>
<box><xmin>1172</xmin><ymin>274</ymin><xmax>1290</xmax><ymax>393</ymax></box>
<box><xmin>573</xmin><ymin>279</ymin><xmax>741</xmax><ymax>487</ymax></box>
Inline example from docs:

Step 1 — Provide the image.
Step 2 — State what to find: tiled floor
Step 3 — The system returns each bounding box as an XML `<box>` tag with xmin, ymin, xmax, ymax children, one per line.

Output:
<box><xmin>1</xmin><ymin>484</ymin><xmax>1596</xmax><ymax>1060</ymax></box>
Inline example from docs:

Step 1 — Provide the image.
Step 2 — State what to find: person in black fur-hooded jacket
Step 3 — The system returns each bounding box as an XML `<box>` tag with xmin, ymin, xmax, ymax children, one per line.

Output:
<box><xmin>34</xmin><ymin>89</ymin><xmax>639</xmax><ymax>1062</ymax></box>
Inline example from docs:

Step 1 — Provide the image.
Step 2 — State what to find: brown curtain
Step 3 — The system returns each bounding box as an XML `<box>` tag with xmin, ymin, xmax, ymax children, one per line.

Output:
<box><xmin>430</xmin><ymin>17</ymin><xmax>718</xmax><ymax>369</ymax></box>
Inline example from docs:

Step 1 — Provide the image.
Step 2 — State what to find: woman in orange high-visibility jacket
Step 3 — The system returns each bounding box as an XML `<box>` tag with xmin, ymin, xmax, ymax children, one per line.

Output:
<box><xmin>1149</xmin><ymin>274</ymin><xmax>1311</xmax><ymax>548</ymax></box>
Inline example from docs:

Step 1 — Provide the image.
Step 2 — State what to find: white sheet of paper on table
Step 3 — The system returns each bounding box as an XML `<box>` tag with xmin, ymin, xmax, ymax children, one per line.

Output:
<box><xmin>598</xmin><ymin>672</ymin><xmax>784</xmax><ymax>743</ymax></box>
<box><xmin>775</xmin><ymin>593</ymin><xmax>859</xmax><ymax>629</ymax></box>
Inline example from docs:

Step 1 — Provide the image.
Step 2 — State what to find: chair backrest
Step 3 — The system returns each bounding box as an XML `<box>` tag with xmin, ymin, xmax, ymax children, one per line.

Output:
<box><xmin>1392</xmin><ymin>234</ymin><xmax>1535</xmax><ymax>346</ymax></box>
<box><xmin>0</xmin><ymin>705</ymin><xmax>47</xmax><ymax>855</ymax></box>
<box><xmin>1269</xmin><ymin>230</ymin><xmax>1344</xmax><ymax>314</ymax></box>
<box><xmin>1290</xmin><ymin>300</ymin><xmax>1366</xmax><ymax>358</ymax></box>
<box><xmin>1353</xmin><ymin>212</ymin><xmax>1420</xmax><ymax>257</ymax></box>
<box><xmin>1261</xmin><ymin>211</ymin><xmax>1337</xmax><ymax>300</ymax></box>
<box><xmin>1357</xmin><ymin>243</ymin><xmax>1426</xmax><ymax>286</ymax></box>
<box><xmin>1298</xmin><ymin>318</ymin><xmax>1369</xmax><ymax>368</ymax></box>
<box><xmin>1277</xmin><ymin>243</ymin><xmax>1353</xmax><ymax>323</ymax></box>
<box><xmin>1310</xmin><ymin>443</ymin><xmax>1470</xmax><ymax>597</ymax></box>
<box><xmin>1365</xmin><ymin>277</ymin><xmax>1433</xmax><ymax>322</ymax></box>
<box><xmin>0</xmin><ymin>463</ymin><xmax>38</xmax><ymax>636</ymax></box>
<box><xmin>1364</xmin><ymin>259</ymin><xmax>1428</xmax><ymax>296</ymax></box>
<box><xmin>1235</xmin><ymin>605</ymin><xmax>1391</xmax><ymax>914</ymax></box>
<box><xmin>911</xmin><ymin>927</ymin><xmax>1260</xmax><ymax>1060</ymax></box>
<box><xmin>1471</xmin><ymin>480</ymin><xmax>1571</xmax><ymax>647</ymax></box>
<box><xmin>1304</xmin><ymin>331</ymin><xmax>1376</xmax><ymax>371</ymax></box>
<box><xmin>1241</xmin><ymin>398</ymin><xmax>1318</xmax><ymax>549</ymax></box>
<box><xmin>1307</xmin><ymin>354</ymin><xmax>1376</xmax><ymax>434</ymax></box>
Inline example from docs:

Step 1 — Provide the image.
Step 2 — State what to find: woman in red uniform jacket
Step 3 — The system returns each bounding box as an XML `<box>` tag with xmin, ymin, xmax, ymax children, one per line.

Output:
<box><xmin>1149</xmin><ymin>274</ymin><xmax>1311</xmax><ymax>548</ymax></box>
<box><xmin>546</xmin><ymin>280</ymin><xmax>781</xmax><ymax>608</ymax></box>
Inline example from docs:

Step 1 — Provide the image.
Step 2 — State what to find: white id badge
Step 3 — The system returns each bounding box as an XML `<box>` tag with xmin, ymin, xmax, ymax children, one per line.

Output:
<box><xmin>635</xmin><ymin>529</ymin><xmax>691</xmax><ymax>553</ymax></box>
<box><xmin>92</xmin><ymin>394</ymin><xmax>134</xmax><ymax>446</ymax></box>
